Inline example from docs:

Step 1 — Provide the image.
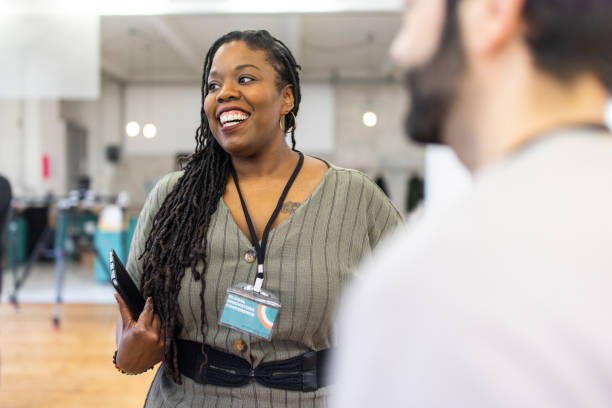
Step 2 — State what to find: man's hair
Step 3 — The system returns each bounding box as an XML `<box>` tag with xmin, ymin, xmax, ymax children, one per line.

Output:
<box><xmin>139</xmin><ymin>30</ymin><xmax>302</xmax><ymax>384</ymax></box>
<box><xmin>523</xmin><ymin>0</ymin><xmax>612</xmax><ymax>89</ymax></box>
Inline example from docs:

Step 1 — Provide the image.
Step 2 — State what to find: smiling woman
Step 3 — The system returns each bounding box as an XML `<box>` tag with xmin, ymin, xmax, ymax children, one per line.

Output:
<box><xmin>112</xmin><ymin>30</ymin><xmax>402</xmax><ymax>407</ymax></box>
<box><xmin>203</xmin><ymin>40</ymin><xmax>296</xmax><ymax>157</ymax></box>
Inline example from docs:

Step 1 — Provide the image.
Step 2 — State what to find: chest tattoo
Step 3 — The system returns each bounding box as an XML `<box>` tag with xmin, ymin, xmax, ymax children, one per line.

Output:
<box><xmin>280</xmin><ymin>201</ymin><xmax>301</xmax><ymax>214</ymax></box>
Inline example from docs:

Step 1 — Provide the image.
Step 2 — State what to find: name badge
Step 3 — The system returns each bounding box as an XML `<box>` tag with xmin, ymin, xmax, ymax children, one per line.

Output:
<box><xmin>219</xmin><ymin>283</ymin><xmax>281</xmax><ymax>340</ymax></box>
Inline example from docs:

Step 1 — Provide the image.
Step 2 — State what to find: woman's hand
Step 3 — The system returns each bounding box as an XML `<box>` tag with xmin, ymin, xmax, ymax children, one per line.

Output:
<box><xmin>115</xmin><ymin>293</ymin><xmax>164</xmax><ymax>374</ymax></box>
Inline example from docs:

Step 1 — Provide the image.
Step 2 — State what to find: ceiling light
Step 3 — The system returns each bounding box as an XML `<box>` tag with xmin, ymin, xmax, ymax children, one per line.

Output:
<box><xmin>143</xmin><ymin>123</ymin><xmax>157</xmax><ymax>139</ymax></box>
<box><xmin>125</xmin><ymin>121</ymin><xmax>140</xmax><ymax>137</ymax></box>
<box><xmin>362</xmin><ymin>111</ymin><xmax>377</xmax><ymax>127</ymax></box>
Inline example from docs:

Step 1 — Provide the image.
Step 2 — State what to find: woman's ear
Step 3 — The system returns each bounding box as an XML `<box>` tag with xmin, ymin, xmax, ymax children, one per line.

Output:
<box><xmin>281</xmin><ymin>84</ymin><xmax>295</xmax><ymax>115</ymax></box>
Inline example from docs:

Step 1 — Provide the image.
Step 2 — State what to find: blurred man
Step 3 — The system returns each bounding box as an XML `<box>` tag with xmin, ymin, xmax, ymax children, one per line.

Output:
<box><xmin>333</xmin><ymin>0</ymin><xmax>612</xmax><ymax>406</ymax></box>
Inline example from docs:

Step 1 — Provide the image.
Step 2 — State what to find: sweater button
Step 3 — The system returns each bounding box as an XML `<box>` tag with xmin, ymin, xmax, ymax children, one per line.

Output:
<box><xmin>234</xmin><ymin>340</ymin><xmax>247</xmax><ymax>353</ymax></box>
<box><xmin>244</xmin><ymin>249</ymin><xmax>256</xmax><ymax>263</ymax></box>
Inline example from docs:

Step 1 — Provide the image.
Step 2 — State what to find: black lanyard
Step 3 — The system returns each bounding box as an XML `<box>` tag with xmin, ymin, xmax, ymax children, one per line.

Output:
<box><xmin>230</xmin><ymin>151</ymin><xmax>304</xmax><ymax>292</ymax></box>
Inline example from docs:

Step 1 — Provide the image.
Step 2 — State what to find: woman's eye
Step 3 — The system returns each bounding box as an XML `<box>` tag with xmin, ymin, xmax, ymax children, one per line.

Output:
<box><xmin>208</xmin><ymin>83</ymin><xmax>220</xmax><ymax>91</ymax></box>
<box><xmin>239</xmin><ymin>76</ymin><xmax>254</xmax><ymax>84</ymax></box>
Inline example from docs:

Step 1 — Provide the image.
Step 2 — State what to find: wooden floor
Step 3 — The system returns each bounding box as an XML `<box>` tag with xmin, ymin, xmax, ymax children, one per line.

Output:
<box><xmin>0</xmin><ymin>303</ymin><xmax>157</xmax><ymax>408</ymax></box>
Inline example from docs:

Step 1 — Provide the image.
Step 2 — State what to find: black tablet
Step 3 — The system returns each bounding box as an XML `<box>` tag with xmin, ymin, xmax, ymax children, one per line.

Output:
<box><xmin>109</xmin><ymin>249</ymin><xmax>145</xmax><ymax>321</ymax></box>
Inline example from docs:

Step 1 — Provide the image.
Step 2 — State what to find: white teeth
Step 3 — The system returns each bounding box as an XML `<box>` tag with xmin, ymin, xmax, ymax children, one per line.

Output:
<box><xmin>219</xmin><ymin>111</ymin><xmax>249</xmax><ymax>125</ymax></box>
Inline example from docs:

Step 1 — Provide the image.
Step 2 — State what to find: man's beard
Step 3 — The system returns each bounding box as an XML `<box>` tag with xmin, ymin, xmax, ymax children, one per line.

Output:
<box><xmin>405</xmin><ymin>1</ymin><xmax>466</xmax><ymax>145</ymax></box>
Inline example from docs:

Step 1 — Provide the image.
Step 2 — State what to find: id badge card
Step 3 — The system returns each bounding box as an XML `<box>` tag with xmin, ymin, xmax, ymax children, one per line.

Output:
<box><xmin>219</xmin><ymin>283</ymin><xmax>281</xmax><ymax>340</ymax></box>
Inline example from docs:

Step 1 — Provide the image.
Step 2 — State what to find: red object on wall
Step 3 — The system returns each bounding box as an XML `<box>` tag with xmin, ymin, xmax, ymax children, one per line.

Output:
<box><xmin>42</xmin><ymin>154</ymin><xmax>50</xmax><ymax>180</ymax></box>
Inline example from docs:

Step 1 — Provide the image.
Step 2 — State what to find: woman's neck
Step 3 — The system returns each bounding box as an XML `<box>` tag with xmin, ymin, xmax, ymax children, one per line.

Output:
<box><xmin>230</xmin><ymin>140</ymin><xmax>298</xmax><ymax>181</ymax></box>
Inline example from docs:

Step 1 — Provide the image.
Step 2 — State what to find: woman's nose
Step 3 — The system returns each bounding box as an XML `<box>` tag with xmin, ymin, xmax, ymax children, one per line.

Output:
<box><xmin>217</xmin><ymin>82</ymin><xmax>240</xmax><ymax>102</ymax></box>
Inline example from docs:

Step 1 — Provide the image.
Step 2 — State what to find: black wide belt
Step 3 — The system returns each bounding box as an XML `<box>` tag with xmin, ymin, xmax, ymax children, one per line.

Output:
<box><xmin>176</xmin><ymin>339</ymin><xmax>331</xmax><ymax>392</ymax></box>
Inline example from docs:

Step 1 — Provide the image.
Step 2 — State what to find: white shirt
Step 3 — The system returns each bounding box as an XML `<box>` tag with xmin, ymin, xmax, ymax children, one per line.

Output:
<box><xmin>332</xmin><ymin>129</ymin><xmax>612</xmax><ymax>407</ymax></box>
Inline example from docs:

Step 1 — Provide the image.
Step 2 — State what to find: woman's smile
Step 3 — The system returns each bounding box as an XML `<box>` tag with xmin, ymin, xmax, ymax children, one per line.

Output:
<box><xmin>217</xmin><ymin>108</ymin><xmax>251</xmax><ymax>132</ymax></box>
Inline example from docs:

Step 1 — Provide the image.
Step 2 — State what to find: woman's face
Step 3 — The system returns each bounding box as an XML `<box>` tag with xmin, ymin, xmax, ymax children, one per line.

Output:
<box><xmin>204</xmin><ymin>40</ymin><xmax>294</xmax><ymax>157</ymax></box>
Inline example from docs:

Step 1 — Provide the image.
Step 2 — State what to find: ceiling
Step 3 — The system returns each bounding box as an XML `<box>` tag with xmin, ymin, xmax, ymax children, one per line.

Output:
<box><xmin>101</xmin><ymin>12</ymin><xmax>404</xmax><ymax>83</ymax></box>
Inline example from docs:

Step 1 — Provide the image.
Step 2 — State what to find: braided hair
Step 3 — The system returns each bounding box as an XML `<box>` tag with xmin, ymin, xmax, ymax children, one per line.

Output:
<box><xmin>139</xmin><ymin>30</ymin><xmax>302</xmax><ymax>384</ymax></box>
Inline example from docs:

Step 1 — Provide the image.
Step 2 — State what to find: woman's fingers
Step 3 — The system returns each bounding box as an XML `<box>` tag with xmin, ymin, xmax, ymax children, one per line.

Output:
<box><xmin>138</xmin><ymin>297</ymin><xmax>155</xmax><ymax>328</ymax></box>
<box><xmin>114</xmin><ymin>293</ymin><xmax>134</xmax><ymax>327</ymax></box>
<box><xmin>151</xmin><ymin>313</ymin><xmax>162</xmax><ymax>335</ymax></box>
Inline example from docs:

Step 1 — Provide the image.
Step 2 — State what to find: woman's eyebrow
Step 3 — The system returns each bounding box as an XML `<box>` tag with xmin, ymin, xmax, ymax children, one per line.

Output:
<box><xmin>235</xmin><ymin>64</ymin><xmax>261</xmax><ymax>71</ymax></box>
<box><xmin>208</xmin><ymin>64</ymin><xmax>260</xmax><ymax>80</ymax></box>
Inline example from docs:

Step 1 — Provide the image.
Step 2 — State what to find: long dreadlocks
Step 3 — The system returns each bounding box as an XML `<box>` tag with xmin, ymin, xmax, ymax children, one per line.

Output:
<box><xmin>139</xmin><ymin>30</ymin><xmax>302</xmax><ymax>384</ymax></box>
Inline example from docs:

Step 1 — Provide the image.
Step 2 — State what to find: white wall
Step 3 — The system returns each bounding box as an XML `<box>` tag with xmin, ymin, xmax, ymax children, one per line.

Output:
<box><xmin>294</xmin><ymin>83</ymin><xmax>335</xmax><ymax>154</ymax></box>
<box><xmin>0</xmin><ymin>101</ymin><xmax>23</xmax><ymax>190</ymax></box>
<box><xmin>61</xmin><ymin>99</ymin><xmax>99</xmax><ymax>185</ymax></box>
<box><xmin>62</xmin><ymin>79</ymin><xmax>189</xmax><ymax>205</ymax></box>
<box><xmin>332</xmin><ymin>82</ymin><xmax>425</xmax><ymax>213</ymax></box>
<box><xmin>0</xmin><ymin>99</ymin><xmax>66</xmax><ymax>196</ymax></box>
<box><xmin>62</xmin><ymin>78</ymin><xmax>123</xmax><ymax>195</ymax></box>
<box><xmin>38</xmin><ymin>100</ymin><xmax>67</xmax><ymax>195</ymax></box>
<box><xmin>124</xmin><ymin>84</ymin><xmax>200</xmax><ymax>155</ymax></box>
<box><xmin>22</xmin><ymin>101</ymin><xmax>43</xmax><ymax>194</ymax></box>
<box><xmin>97</xmin><ymin>79</ymin><xmax>123</xmax><ymax>193</ymax></box>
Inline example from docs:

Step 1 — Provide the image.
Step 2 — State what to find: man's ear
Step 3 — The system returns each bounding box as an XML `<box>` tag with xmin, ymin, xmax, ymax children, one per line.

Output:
<box><xmin>281</xmin><ymin>84</ymin><xmax>295</xmax><ymax>115</ymax></box>
<box><xmin>461</xmin><ymin>0</ymin><xmax>525</xmax><ymax>56</ymax></box>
